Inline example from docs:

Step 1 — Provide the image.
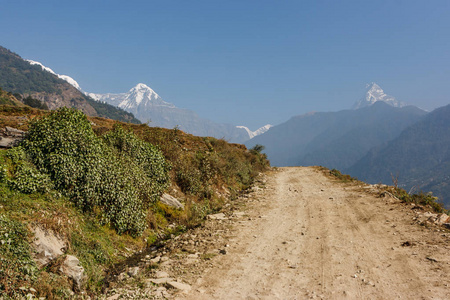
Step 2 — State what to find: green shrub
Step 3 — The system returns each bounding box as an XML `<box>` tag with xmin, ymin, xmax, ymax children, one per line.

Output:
<box><xmin>392</xmin><ymin>187</ymin><xmax>446</xmax><ymax>213</ymax></box>
<box><xmin>0</xmin><ymin>166</ymin><xmax>6</xmax><ymax>182</ymax></box>
<box><xmin>102</xmin><ymin>124</ymin><xmax>170</xmax><ymax>205</ymax></box>
<box><xmin>5</xmin><ymin>147</ymin><xmax>53</xmax><ymax>194</ymax></box>
<box><xmin>330</xmin><ymin>168</ymin><xmax>356</xmax><ymax>182</ymax></box>
<box><xmin>0</xmin><ymin>214</ymin><xmax>38</xmax><ymax>297</ymax></box>
<box><xmin>21</xmin><ymin>108</ymin><xmax>169</xmax><ymax>236</ymax></box>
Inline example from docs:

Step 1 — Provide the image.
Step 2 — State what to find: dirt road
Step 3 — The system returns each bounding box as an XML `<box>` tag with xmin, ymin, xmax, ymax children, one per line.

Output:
<box><xmin>178</xmin><ymin>167</ymin><xmax>450</xmax><ymax>300</ymax></box>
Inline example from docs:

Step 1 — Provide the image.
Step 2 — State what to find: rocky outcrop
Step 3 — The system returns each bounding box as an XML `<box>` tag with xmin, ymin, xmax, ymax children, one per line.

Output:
<box><xmin>31</xmin><ymin>226</ymin><xmax>67</xmax><ymax>268</ymax></box>
<box><xmin>59</xmin><ymin>255</ymin><xmax>86</xmax><ymax>291</ymax></box>
<box><xmin>0</xmin><ymin>126</ymin><xmax>26</xmax><ymax>148</ymax></box>
<box><xmin>160</xmin><ymin>193</ymin><xmax>184</xmax><ymax>209</ymax></box>
<box><xmin>31</xmin><ymin>227</ymin><xmax>85</xmax><ymax>292</ymax></box>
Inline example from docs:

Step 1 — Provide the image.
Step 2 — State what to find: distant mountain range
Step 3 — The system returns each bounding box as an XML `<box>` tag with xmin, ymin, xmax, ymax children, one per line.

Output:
<box><xmin>21</xmin><ymin>55</ymin><xmax>271</xmax><ymax>143</ymax></box>
<box><xmin>247</xmin><ymin>83</ymin><xmax>450</xmax><ymax>207</ymax></box>
<box><xmin>246</xmin><ymin>100</ymin><xmax>426</xmax><ymax>168</ymax></box>
<box><xmin>87</xmin><ymin>83</ymin><xmax>271</xmax><ymax>143</ymax></box>
<box><xmin>0</xmin><ymin>46</ymin><xmax>139</xmax><ymax>123</ymax></box>
<box><xmin>2</xmin><ymin>45</ymin><xmax>448</xmax><ymax>206</ymax></box>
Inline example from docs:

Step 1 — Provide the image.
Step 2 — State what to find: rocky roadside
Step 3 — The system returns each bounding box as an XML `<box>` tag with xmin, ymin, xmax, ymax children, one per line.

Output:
<box><xmin>100</xmin><ymin>173</ymin><xmax>270</xmax><ymax>299</ymax></box>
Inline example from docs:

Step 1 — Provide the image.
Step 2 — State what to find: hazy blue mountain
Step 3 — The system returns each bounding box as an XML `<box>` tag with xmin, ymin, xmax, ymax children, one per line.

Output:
<box><xmin>247</xmin><ymin>102</ymin><xmax>426</xmax><ymax>168</ymax></box>
<box><xmin>346</xmin><ymin>104</ymin><xmax>450</xmax><ymax>208</ymax></box>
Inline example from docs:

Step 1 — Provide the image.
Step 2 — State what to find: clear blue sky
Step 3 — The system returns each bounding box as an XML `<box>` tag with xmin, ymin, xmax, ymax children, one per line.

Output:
<box><xmin>1</xmin><ymin>0</ymin><xmax>449</xmax><ymax>129</ymax></box>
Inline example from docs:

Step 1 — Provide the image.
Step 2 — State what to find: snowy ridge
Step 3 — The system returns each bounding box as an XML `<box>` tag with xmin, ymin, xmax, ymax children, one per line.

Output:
<box><xmin>88</xmin><ymin>83</ymin><xmax>175</xmax><ymax>110</ymax></box>
<box><xmin>353</xmin><ymin>83</ymin><xmax>407</xmax><ymax>109</ymax></box>
<box><xmin>26</xmin><ymin>60</ymin><xmax>82</xmax><ymax>91</ymax></box>
<box><xmin>237</xmin><ymin>124</ymin><xmax>273</xmax><ymax>139</ymax></box>
<box><xmin>23</xmin><ymin>60</ymin><xmax>261</xmax><ymax>142</ymax></box>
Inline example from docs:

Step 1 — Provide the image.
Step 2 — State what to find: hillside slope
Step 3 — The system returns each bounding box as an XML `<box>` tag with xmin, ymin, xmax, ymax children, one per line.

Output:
<box><xmin>0</xmin><ymin>87</ymin><xmax>25</xmax><ymax>106</ymax></box>
<box><xmin>0</xmin><ymin>107</ymin><xmax>269</xmax><ymax>298</ymax></box>
<box><xmin>347</xmin><ymin>104</ymin><xmax>450</xmax><ymax>208</ymax></box>
<box><xmin>0</xmin><ymin>46</ymin><xmax>140</xmax><ymax>123</ymax></box>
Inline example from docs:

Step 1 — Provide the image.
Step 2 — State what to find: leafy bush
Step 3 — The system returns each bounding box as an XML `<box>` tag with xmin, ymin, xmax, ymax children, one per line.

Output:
<box><xmin>103</xmin><ymin>125</ymin><xmax>170</xmax><ymax>204</ymax></box>
<box><xmin>391</xmin><ymin>187</ymin><xmax>446</xmax><ymax>213</ymax></box>
<box><xmin>330</xmin><ymin>168</ymin><xmax>356</xmax><ymax>182</ymax></box>
<box><xmin>5</xmin><ymin>147</ymin><xmax>53</xmax><ymax>194</ymax></box>
<box><xmin>21</xmin><ymin>108</ymin><xmax>169</xmax><ymax>236</ymax></box>
<box><xmin>0</xmin><ymin>166</ymin><xmax>6</xmax><ymax>182</ymax></box>
<box><xmin>0</xmin><ymin>214</ymin><xmax>38</xmax><ymax>297</ymax></box>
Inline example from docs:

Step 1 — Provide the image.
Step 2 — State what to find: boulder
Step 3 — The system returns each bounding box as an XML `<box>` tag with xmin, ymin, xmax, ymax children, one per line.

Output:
<box><xmin>0</xmin><ymin>127</ymin><xmax>26</xmax><ymax>148</ymax></box>
<box><xmin>4</xmin><ymin>126</ymin><xmax>26</xmax><ymax>137</ymax></box>
<box><xmin>160</xmin><ymin>193</ymin><xmax>184</xmax><ymax>209</ymax></box>
<box><xmin>155</xmin><ymin>271</ymin><xmax>170</xmax><ymax>278</ymax></box>
<box><xmin>167</xmin><ymin>281</ymin><xmax>192</xmax><ymax>292</ymax></box>
<box><xmin>0</xmin><ymin>136</ymin><xmax>17</xmax><ymax>148</ymax></box>
<box><xmin>127</xmin><ymin>266</ymin><xmax>140</xmax><ymax>277</ymax></box>
<box><xmin>59</xmin><ymin>255</ymin><xmax>86</xmax><ymax>291</ymax></box>
<box><xmin>435</xmin><ymin>214</ymin><xmax>450</xmax><ymax>225</ymax></box>
<box><xmin>207</xmin><ymin>213</ymin><xmax>227</xmax><ymax>220</ymax></box>
<box><xmin>31</xmin><ymin>227</ymin><xmax>67</xmax><ymax>268</ymax></box>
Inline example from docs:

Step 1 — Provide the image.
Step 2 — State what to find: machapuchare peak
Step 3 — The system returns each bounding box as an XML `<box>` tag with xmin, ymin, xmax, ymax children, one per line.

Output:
<box><xmin>353</xmin><ymin>82</ymin><xmax>407</xmax><ymax>109</ymax></box>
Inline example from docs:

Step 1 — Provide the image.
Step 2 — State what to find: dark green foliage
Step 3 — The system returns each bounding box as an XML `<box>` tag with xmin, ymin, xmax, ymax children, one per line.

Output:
<box><xmin>329</xmin><ymin>168</ymin><xmax>356</xmax><ymax>182</ymax></box>
<box><xmin>0</xmin><ymin>214</ymin><xmax>38</xmax><ymax>297</ymax></box>
<box><xmin>102</xmin><ymin>125</ymin><xmax>170</xmax><ymax>205</ymax></box>
<box><xmin>0</xmin><ymin>46</ymin><xmax>60</xmax><ymax>94</ymax></box>
<box><xmin>20</xmin><ymin>108</ymin><xmax>169</xmax><ymax>235</ymax></box>
<box><xmin>5</xmin><ymin>147</ymin><xmax>53</xmax><ymax>194</ymax></box>
<box><xmin>22</xmin><ymin>95</ymin><xmax>48</xmax><ymax>110</ymax></box>
<box><xmin>0</xmin><ymin>166</ymin><xmax>6</xmax><ymax>182</ymax></box>
<box><xmin>250</xmin><ymin>144</ymin><xmax>265</xmax><ymax>154</ymax></box>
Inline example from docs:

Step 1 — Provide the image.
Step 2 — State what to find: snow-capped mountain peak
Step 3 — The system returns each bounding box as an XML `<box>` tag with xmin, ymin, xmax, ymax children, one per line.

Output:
<box><xmin>237</xmin><ymin>124</ymin><xmax>273</xmax><ymax>139</ymax></box>
<box><xmin>87</xmin><ymin>83</ymin><xmax>175</xmax><ymax>114</ymax></box>
<box><xmin>26</xmin><ymin>60</ymin><xmax>82</xmax><ymax>91</ymax></box>
<box><xmin>126</xmin><ymin>83</ymin><xmax>161</xmax><ymax>106</ymax></box>
<box><xmin>353</xmin><ymin>82</ymin><xmax>407</xmax><ymax>109</ymax></box>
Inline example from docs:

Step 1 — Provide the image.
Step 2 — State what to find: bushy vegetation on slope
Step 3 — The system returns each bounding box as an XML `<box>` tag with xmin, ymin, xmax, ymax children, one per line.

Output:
<box><xmin>0</xmin><ymin>46</ymin><xmax>60</xmax><ymax>95</ymax></box>
<box><xmin>16</xmin><ymin>108</ymin><xmax>169</xmax><ymax>236</ymax></box>
<box><xmin>0</xmin><ymin>87</ymin><xmax>25</xmax><ymax>106</ymax></box>
<box><xmin>0</xmin><ymin>106</ymin><xmax>269</xmax><ymax>298</ymax></box>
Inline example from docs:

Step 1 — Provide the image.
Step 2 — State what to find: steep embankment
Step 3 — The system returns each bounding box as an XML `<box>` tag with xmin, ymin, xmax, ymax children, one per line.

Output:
<box><xmin>0</xmin><ymin>107</ymin><xmax>269</xmax><ymax>298</ymax></box>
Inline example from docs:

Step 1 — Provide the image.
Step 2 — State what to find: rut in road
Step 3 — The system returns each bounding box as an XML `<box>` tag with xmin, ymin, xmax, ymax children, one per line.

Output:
<box><xmin>179</xmin><ymin>167</ymin><xmax>450</xmax><ymax>300</ymax></box>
